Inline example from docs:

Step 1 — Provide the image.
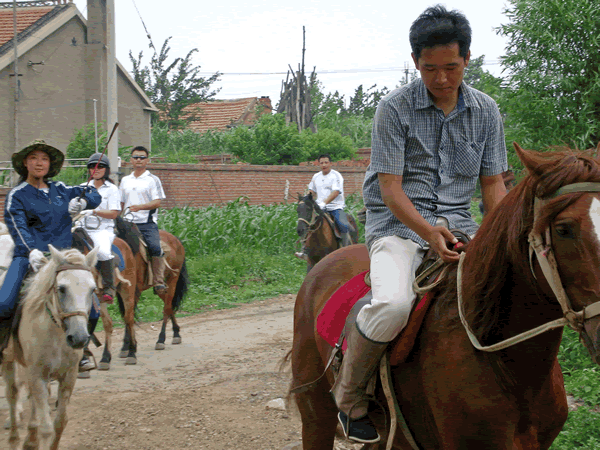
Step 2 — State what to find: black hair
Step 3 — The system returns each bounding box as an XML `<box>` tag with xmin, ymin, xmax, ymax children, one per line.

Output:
<box><xmin>131</xmin><ymin>146</ymin><xmax>149</xmax><ymax>156</ymax></box>
<box><xmin>409</xmin><ymin>4</ymin><xmax>471</xmax><ymax>61</ymax></box>
<box><xmin>318</xmin><ymin>154</ymin><xmax>332</xmax><ymax>162</ymax></box>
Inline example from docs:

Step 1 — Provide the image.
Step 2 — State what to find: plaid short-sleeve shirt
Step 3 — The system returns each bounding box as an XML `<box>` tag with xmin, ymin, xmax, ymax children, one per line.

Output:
<box><xmin>363</xmin><ymin>78</ymin><xmax>507</xmax><ymax>249</ymax></box>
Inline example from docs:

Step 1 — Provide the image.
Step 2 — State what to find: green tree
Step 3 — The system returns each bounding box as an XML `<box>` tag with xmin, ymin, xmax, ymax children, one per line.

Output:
<box><xmin>498</xmin><ymin>0</ymin><xmax>600</xmax><ymax>150</ymax></box>
<box><xmin>130</xmin><ymin>37</ymin><xmax>221</xmax><ymax>129</ymax></box>
<box><xmin>463</xmin><ymin>55</ymin><xmax>504</xmax><ymax>101</ymax></box>
<box><xmin>66</xmin><ymin>122</ymin><xmax>108</xmax><ymax>159</ymax></box>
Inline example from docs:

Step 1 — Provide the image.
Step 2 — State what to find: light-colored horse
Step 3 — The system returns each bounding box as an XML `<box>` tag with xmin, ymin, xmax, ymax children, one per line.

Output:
<box><xmin>3</xmin><ymin>244</ymin><xmax>98</xmax><ymax>450</ymax></box>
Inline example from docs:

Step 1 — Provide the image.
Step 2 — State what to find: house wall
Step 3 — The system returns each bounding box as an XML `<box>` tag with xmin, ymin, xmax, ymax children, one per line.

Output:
<box><xmin>0</xmin><ymin>15</ymin><xmax>152</xmax><ymax>161</ymax></box>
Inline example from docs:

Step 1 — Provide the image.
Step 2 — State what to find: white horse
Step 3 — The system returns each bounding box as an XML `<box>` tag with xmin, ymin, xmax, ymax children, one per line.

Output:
<box><xmin>3</xmin><ymin>244</ymin><xmax>98</xmax><ymax>450</ymax></box>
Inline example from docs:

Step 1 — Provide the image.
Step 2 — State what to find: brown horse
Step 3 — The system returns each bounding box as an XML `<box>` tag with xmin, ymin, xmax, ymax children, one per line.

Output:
<box><xmin>71</xmin><ymin>228</ymin><xmax>139</xmax><ymax>368</ymax></box>
<box><xmin>288</xmin><ymin>143</ymin><xmax>600</xmax><ymax>449</ymax></box>
<box><xmin>115</xmin><ymin>217</ymin><xmax>188</xmax><ymax>360</ymax></box>
<box><xmin>296</xmin><ymin>192</ymin><xmax>359</xmax><ymax>273</ymax></box>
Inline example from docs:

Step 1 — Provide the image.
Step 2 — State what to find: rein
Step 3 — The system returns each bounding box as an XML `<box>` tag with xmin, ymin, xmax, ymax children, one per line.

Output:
<box><xmin>297</xmin><ymin>200</ymin><xmax>324</xmax><ymax>246</ymax></box>
<box><xmin>458</xmin><ymin>182</ymin><xmax>600</xmax><ymax>352</ymax></box>
<box><xmin>46</xmin><ymin>263</ymin><xmax>92</xmax><ymax>329</ymax></box>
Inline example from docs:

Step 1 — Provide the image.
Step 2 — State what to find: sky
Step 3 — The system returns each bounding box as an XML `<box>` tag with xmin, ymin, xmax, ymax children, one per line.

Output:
<box><xmin>72</xmin><ymin>0</ymin><xmax>512</xmax><ymax>108</ymax></box>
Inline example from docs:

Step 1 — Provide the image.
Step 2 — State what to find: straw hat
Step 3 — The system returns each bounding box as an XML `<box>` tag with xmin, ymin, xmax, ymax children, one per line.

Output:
<box><xmin>12</xmin><ymin>139</ymin><xmax>65</xmax><ymax>178</ymax></box>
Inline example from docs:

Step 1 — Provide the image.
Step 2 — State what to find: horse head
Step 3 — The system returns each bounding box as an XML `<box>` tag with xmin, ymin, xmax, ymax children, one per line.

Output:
<box><xmin>33</xmin><ymin>245</ymin><xmax>99</xmax><ymax>349</ymax></box>
<box><xmin>515</xmin><ymin>142</ymin><xmax>600</xmax><ymax>364</ymax></box>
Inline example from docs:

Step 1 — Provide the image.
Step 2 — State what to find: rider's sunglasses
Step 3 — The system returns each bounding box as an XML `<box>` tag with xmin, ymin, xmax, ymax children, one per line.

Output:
<box><xmin>131</xmin><ymin>156</ymin><xmax>148</xmax><ymax>160</ymax></box>
<box><xmin>88</xmin><ymin>164</ymin><xmax>108</xmax><ymax>169</ymax></box>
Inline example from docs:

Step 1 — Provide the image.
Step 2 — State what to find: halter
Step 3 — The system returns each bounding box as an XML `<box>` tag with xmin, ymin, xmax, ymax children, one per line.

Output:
<box><xmin>458</xmin><ymin>182</ymin><xmax>600</xmax><ymax>352</ymax></box>
<box><xmin>297</xmin><ymin>200</ymin><xmax>324</xmax><ymax>246</ymax></box>
<box><xmin>46</xmin><ymin>263</ymin><xmax>92</xmax><ymax>330</ymax></box>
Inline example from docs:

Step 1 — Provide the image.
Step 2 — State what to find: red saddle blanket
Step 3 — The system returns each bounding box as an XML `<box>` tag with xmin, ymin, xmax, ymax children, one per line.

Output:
<box><xmin>316</xmin><ymin>270</ymin><xmax>435</xmax><ymax>366</ymax></box>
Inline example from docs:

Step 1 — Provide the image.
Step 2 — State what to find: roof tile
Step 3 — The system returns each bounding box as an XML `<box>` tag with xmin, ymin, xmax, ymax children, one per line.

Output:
<box><xmin>0</xmin><ymin>6</ymin><xmax>55</xmax><ymax>47</ymax></box>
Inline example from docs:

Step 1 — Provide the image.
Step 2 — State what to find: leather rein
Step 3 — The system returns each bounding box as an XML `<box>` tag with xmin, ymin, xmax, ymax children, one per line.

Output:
<box><xmin>46</xmin><ymin>263</ymin><xmax>92</xmax><ymax>329</ymax></box>
<box><xmin>458</xmin><ymin>182</ymin><xmax>600</xmax><ymax>352</ymax></box>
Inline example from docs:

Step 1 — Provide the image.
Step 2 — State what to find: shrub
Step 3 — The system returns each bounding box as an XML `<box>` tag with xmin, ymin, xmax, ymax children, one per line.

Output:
<box><xmin>301</xmin><ymin>128</ymin><xmax>356</xmax><ymax>161</ymax></box>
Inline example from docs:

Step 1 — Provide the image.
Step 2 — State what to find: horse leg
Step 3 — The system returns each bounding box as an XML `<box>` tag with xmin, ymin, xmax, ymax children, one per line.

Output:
<box><xmin>23</xmin><ymin>378</ymin><xmax>53</xmax><ymax>450</ymax></box>
<box><xmin>293</xmin><ymin>378</ymin><xmax>339</xmax><ymax>449</ymax></box>
<box><xmin>2</xmin><ymin>360</ymin><xmax>21</xmax><ymax>449</ymax></box>
<box><xmin>49</xmin><ymin>372</ymin><xmax>76</xmax><ymax>450</ymax></box>
<box><xmin>98</xmin><ymin>302</ymin><xmax>113</xmax><ymax>370</ymax></box>
<box><xmin>155</xmin><ymin>315</ymin><xmax>168</xmax><ymax>350</ymax></box>
<box><xmin>169</xmin><ymin>314</ymin><xmax>181</xmax><ymax>344</ymax></box>
<box><xmin>120</xmin><ymin>326</ymin><xmax>131</xmax><ymax>358</ymax></box>
<box><xmin>123</xmin><ymin>287</ymin><xmax>138</xmax><ymax>366</ymax></box>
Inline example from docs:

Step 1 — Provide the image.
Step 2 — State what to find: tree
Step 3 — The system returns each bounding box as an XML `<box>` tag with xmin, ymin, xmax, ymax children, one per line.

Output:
<box><xmin>463</xmin><ymin>55</ymin><xmax>503</xmax><ymax>101</ymax></box>
<box><xmin>347</xmin><ymin>84</ymin><xmax>389</xmax><ymax>120</ymax></box>
<box><xmin>130</xmin><ymin>37</ymin><xmax>221</xmax><ymax>129</ymax></box>
<box><xmin>498</xmin><ymin>0</ymin><xmax>600</xmax><ymax>150</ymax></box>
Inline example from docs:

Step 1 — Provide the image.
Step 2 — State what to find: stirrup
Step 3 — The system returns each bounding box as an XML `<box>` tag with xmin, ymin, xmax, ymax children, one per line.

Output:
<box><xmin>78</xmin><ymin>349</ymin><xmax>97</xmax><ymax>372</ymax></box>
<box><xmin>338</xmin><ymin>410</ymin><xmax>380</xmax><ymax>444</ymax></box>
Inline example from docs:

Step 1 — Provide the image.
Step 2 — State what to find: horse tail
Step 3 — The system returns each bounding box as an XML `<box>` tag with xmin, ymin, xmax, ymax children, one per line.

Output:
<box><xmin>116</xmin><ymin>292</ymin><xmax>125</xmax><ymax>318</ymax></box>
<box><xmin>171</xmin><ymin>257</ymin><xmax>188</xmax><ymax>312</ymax></box>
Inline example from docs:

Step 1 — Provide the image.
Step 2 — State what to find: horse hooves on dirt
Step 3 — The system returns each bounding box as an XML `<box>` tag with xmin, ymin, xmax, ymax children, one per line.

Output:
<box><xmin>98</xmin><ymin>362</ymin><xmax>110</xmax><ymax>371</ymax></box>
<box><xmin>126</xmin><ymin>356</ymin><xmax>137</xmax><ymax>365</ymax></box>
<box><xmin>155</xmin><ymin>343</ymin><xmax>166</xmax><ymax>350</ymax></box>
<box><xmin>77</xmin><ymin>371</ymin><xmax>91</xmax><ymax>379</ymax></box>
<box><xmin>172</xmin><ymin>337</ymin><xmax>182</xmax><ymax>345</ymax></box>
<box><xmin>119</xmin><ymin>350</ymin><xmax>128</xmax><ymax>358</ymax></box>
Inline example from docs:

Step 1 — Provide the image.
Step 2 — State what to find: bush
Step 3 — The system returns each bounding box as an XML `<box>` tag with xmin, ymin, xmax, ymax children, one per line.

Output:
<box><xmin>151</xmin><ymin>124</ymin><xmax>230</xmax><ymax>162</ymax></box>
<box><xmin>301</xmin><ymin>128</ymin><xmax>356</xmax><ymax>161</ymax></box>
<box><xmin>66</xmin><ymin>122</ymin><xmax>108</xmax><ymax>159</ymax></box>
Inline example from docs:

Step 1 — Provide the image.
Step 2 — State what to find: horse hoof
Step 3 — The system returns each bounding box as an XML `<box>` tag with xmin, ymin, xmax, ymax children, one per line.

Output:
<box><xmin>77</xmin><ymin>371</ymin><xmax>91</xmax><ymax>379</ymax></box>
<box><xmin>155</xmin><ymin>343</ymin><xmax>165</xmax><ymax>350</ymax></box>
<box><xmin>126</xmin><ymin>356</ymin><xmax>137</xmax><ymax>365</ymax></box>
<box><xmin>98</xmin><ymin>362</ymin><xmax>110</xmax><ymax>371</ymax></box>
<box><xmin>119</xmin><ymin>350</ymin><xmax>128</xmax><ymax>358</ymax></box>
<box><xmin>172</xmin><ymin>337</ymin><xmax>182</xmax><ymax>345</ymax></box>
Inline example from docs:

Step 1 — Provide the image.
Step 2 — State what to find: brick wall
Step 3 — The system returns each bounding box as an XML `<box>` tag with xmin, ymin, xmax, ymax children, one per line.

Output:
<box><xmin>0</xmin><ymin>159</ymin><xmax>370</xmax><ymax>217</ymax></box>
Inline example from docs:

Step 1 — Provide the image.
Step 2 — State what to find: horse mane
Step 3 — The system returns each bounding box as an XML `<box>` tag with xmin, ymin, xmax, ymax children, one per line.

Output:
<box><xmin>22</xmin><ymin>248</ymin><xmax>89</xmax><ymax>313</ymax></box>
<box><xmin>115</xmin><ymin>216</ymin><xmax>141</xmax><ymax>255</ymax></box>
<box><xmin>436</xmin><ymin>148</ymin><xmax>600</xmax><ymax>341</ymax></box>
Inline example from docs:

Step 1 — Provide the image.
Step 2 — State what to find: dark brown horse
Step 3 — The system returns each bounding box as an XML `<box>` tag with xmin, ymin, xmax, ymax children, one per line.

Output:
<box><xmin>296</xmin><ymin>192</ymin><xmax>359</xmax><ymax>273</ymax></box>
<box><xmin>115</xmin><ymin>217</ymin><xmax>188</xmax><ymax>361</ymax></box>
<box><xmin>289</xmin><ymin>143</ymin><xmax>600</xmax><ymax>449</ymax></box>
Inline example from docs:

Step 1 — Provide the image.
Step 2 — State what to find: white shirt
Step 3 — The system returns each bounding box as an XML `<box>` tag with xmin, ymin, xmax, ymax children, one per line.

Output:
<box><xmin>119</xmin><ymin>170</ymin><xmax>166</xmax><ymax>224</ymax></box>
<box><xmin>78</xmin><ymin>180</ymin><xmax>121</xmax><ymax>232</ymax></box>
<box><xmin>308</xmin><ymin>169</ymin><xmax>345</xmax><ymax>211</ymax></box>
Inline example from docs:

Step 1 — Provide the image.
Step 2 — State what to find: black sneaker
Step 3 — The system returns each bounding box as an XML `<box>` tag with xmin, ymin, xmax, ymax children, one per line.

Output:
<box><xmin>79</xmin><ymin>354</ymin><xmax>95</xmax><ymax>372</ymax></box>
<box><xmin>338</xmin><ymin>411</ymin><xmax>380</xmax><ymax>444</ymax></box>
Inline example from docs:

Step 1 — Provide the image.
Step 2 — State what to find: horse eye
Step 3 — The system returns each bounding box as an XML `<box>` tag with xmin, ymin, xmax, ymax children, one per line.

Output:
<box><xmin>58</xmin><ymin>286</ymin><xmax>66</xmax><ymax>295</ymax></box>
<box><xmin>555</xmin><ymin>223</ymin><xmax>575</xmax><ymax>239</ymax></box>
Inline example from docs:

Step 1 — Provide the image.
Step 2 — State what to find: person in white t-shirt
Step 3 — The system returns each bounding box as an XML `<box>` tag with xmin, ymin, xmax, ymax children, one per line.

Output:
<box><xmin>295</xmin><ymin>154</ymin><xmax>353</xmax><ymax>260</ymax></box>
<box><xmin>119</xmin><ymin>146</ymin><xmax>167</xmax><ymax>295</ymax></box>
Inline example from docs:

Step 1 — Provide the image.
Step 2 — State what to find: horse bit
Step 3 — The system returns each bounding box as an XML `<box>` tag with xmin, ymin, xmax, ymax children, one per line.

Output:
<box><xmin>458</xmin><ymin>182</ymin><xmax>600</xmax><ymax>351</ymax></box>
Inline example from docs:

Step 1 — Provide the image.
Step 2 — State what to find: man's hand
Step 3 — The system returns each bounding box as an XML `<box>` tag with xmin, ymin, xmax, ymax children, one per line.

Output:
<box><xmin>129</xmin><ymin>205</ymin><xmax>142</xmax><ymax>213</ymax></box>
<box><xmin>80</xmin><ymin>209</ymin><xmax>94</xmax><ymax>216</ymax></box>
<box><xmin>423</xmin><ymin>226</ymin><xmax>460</xmax><ymax>263</ymax></box>
<box><xmin>29</xmin><ymin>249</ymin><xmax>45</xmax><ymax>272</ymax></box>
<box><xmin>316</xmin><ymin>200</ymin><xmax>326</xmax><ymax>210</ymax></box>
<box><xmin>68</xmin><ymin>198</ymin><xmax>87</xmax><ymax>215</ymax></box>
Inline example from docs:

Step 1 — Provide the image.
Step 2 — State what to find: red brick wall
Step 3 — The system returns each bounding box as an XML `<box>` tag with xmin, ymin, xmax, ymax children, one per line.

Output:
<box><xmin>0</xmin><ymin>162</ymin><xmax>369</xmax><ymax>217</ymax></box>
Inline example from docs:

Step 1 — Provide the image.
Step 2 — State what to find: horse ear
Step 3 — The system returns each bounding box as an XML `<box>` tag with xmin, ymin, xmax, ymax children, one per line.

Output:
<box><xmin>85</xmin><ymin>246</ymin><xmax>100</xmax><ymax>269</ymax></box>
<box><xmin>513</xmin><ymin>142</ymin><xmax>542</xmax><ymax>177</ymax></box>
<box><xmin>596</xmin><ymin>141</ymin><xmax>600</xmax><ymax>158</ymax></box>
<box><xmin>48</xmin><ymin>244</ymin><xmax>61</xmax><ymax>262</ymax></box>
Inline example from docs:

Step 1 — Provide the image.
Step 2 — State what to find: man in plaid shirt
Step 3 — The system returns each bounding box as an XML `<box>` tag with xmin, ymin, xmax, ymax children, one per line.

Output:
<box><xmin>331</xmin><ymin>5</ymin><xmax>508</xmax><ymax>444</ymax></box>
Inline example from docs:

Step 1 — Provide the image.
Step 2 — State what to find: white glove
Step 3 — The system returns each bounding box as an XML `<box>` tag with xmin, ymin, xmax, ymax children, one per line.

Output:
<box><xmin>29</xmin><ymin>249</ymin><xmax>45</xmax><ymax>272</ymax></box>
<box><xmin>316</xmin><ymin>200</ymin><xmax>326</xmax><ymax>210</ymax></box>
<box><xmin>68</xmin><ymin>198</ymin><xmax>87</xmax><ymax>215</ymax></box>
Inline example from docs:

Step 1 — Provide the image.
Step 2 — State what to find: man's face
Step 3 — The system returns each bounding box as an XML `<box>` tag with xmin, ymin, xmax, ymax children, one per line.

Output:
<box><xmin>319</xmin><ymin>157</ymin><xmax>332</xmax><ymax>174</ymax></box>
<box><xmin>412</xmin><ymin>42</ymin><xmax>469</xmax><ymax>105</ymax></box>
<box><xmin>131</xmin><ymin>150</ymin><xmax>149</xmax><ymax>171</ymax></box>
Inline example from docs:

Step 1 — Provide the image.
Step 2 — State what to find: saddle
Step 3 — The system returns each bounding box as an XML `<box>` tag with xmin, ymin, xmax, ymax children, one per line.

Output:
<box><xmin>317</xmin><ymin>229</ymin><xmax>471</xmax><ymax>366</ymax></box>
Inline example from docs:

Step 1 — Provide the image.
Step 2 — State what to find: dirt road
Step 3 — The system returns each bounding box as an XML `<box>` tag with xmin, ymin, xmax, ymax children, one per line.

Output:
<box><xmin>0</xmin><ymin>294</ymin><xmax>361</xmax><ymax>450</ymax></box>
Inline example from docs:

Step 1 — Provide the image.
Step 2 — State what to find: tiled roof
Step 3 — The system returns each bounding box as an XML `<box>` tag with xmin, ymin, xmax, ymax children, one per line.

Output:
<box><xmin>0</xmin><ymin>5</ymin><xmax>55</xmax><ymax>48</ymax></box>
<box><xmin>181</xmin><ymin>97</ymin><xmax>273</xmax><ymax>134</ymax></box>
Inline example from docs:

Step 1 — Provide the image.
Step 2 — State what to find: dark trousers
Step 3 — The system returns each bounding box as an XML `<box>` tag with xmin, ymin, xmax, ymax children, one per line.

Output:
<box><xmin>136</xmin><ymin>222</ymin><xmax>163</xmax><ymax>257</ymax></box>
<box><xmin>329</xmin><ymin>209</ymin><xmax>351</xmax><ymax>233</ymax></box>
<box><xmin>0</xmin><ymin>257</ymin><xmax>30</xmax><ymax>319</ymax></box>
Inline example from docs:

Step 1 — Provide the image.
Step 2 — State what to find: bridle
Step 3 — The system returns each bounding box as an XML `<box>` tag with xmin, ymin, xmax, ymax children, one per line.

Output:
<box><xmin>46</xmin><ymin>263</ymin><xmax>92</xmax><ymax>330</ymax></box>
<box><xmin>297</xmin><ymin>199</ymin><xmax>324</xmax><ymax>246</ymax></box>
<box><xmin>458</xmin><ymin>182</ymin><xmax>600</xmax><ymax>351</ymax></box>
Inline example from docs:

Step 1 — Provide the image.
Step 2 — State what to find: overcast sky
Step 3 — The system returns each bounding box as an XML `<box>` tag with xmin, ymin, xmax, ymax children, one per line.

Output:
<box><xmin>72</xmin><ymin>0</ymin><xmax>512</xmax><ymax>107</ymax></box>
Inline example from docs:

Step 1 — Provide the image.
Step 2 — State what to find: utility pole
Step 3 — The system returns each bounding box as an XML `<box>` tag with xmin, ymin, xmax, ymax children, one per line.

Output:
<box><xmin>404</xmin><ymin>61</ymin><xmax>409</xmax><ymax>85</ymax></box>
<box><xmin>12</xmin><ymin>0</ymin><xmax>19</xmax><ymax>155</ymax></box>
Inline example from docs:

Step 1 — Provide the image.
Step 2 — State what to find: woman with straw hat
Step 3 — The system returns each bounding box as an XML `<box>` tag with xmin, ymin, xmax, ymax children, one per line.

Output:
<box><xmin>0</xmin><ymin>140</ymin><xmax>101</xmax><ymax>341</ymax></box>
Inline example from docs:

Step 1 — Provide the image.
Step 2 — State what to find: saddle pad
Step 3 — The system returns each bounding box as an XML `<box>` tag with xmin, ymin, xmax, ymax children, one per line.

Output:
<box><xmin>317</xmin><ymin>271</ymin><xmax>371</xmax><ymax>348</ymax></box>
<box><xmin>112</xmin><ymin>244</ymin><xmax>125</xmax><ymax>272</ymax></box>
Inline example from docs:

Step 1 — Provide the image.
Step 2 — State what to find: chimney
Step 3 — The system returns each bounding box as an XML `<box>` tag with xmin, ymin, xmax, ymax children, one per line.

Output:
<box><xmin>85</xmin><ymin>0</ymin><xmax>118</xmax><ymax>174</ymax></box>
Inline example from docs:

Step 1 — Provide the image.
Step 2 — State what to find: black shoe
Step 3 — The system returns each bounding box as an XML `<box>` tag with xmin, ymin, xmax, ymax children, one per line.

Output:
<box><xmin>338</xmin><ymin>411</ymin><xmax>380</xmax><ymax>444</ymax></box>
<box><xmin>79</xmin><ymin>352</ymin><xmax>96</xmax><ymax>372</ymax></box>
